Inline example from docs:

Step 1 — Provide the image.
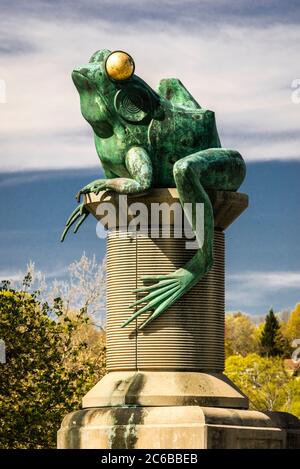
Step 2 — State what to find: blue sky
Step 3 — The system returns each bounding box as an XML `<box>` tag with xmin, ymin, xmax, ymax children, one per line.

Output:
<box><xmin>0</xmin><ymin>0</ymin><xmax>299</xmax><ymax>315</ymax></box>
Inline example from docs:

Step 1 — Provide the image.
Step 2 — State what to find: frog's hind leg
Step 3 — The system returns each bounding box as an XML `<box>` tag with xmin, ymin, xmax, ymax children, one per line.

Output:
<box><xmin>173</xmin><ymin>147</ymin><xmax>246</xmax><ymax>273</ymax></box>
<box><xmin>123</xmin><ymin>148</ymin><xmax>246</xmax><ymax>329</ymax></box>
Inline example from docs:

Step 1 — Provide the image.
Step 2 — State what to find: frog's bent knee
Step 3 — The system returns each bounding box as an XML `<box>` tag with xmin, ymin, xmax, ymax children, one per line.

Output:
<box><xmin>173</xmin><ymin>159</ymin><xmax>194</xmax><ymax>179</ymax></box>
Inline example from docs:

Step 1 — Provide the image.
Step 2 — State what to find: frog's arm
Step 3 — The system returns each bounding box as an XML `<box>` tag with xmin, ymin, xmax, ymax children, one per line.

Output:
<box><xmin>76</xmin><ymin>146</ymin><xmax>153</xmax><ymax>200</ymax></box>
<box><xmin>101</xmin><ymin>146</ymin><xmax>152</xmax><ymax>194</ymax></box>
<box><xmin>61</xmin><ymin>147</ymin><xmax>152</xmax><ymax>241</ymax></box>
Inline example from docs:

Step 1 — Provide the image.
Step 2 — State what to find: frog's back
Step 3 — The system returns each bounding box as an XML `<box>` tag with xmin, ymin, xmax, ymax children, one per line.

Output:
<box><xmin>149</xmin><ymin>79</ymin><xmax>221</xmax><ymax>187</ymax></box>
<box><xmin>157</xmin><ymin>79</ymin><xmax>221</xmax><ymax>152</ymax></box>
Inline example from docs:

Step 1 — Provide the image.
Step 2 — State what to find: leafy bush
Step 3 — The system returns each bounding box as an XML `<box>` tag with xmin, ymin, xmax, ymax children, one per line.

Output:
<box><xmin>0</xmin><ymin>280</ymin><xmax>105</xmax><ymax>448</ymax></box>
<box><xmin>225</xmin><ymin>353</ymin><xmax>300</xmax><ymax>418</ymax></box>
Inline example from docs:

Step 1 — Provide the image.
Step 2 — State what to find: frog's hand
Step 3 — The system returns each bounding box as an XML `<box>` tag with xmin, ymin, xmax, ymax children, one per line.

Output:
<box><xmin>157</xmin><ymin>78</ymin><xmax>201</xmax><ymax>109</ymax></box>
<box><xmin>60</xmin><ymin>203</ymin><xmax>90</xmax><ymax>242</ymax></box>
<box><xmin>122</xmin><ymin>269</ymin><xmax>198</xmax><ymax>330</ymax></box>
<box><xmin>76</xmin><ymin>179</ymin><xmax>108</xmax><ymax>202</ymax></box>
<box><xmin>78</xmin><ymin>147</ymin><xmax>153</xmax><ymax>201</ymax></box>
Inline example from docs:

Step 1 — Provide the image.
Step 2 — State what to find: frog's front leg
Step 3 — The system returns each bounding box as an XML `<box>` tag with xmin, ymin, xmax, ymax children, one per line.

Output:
<box><xmin>61</xmin><ymin>147</ymin><xmax>153</xmax><ymax>241</ymax></box>
<box><xmin>76</xmin><ymin>179</ymin><xmax>108</xmax><ymax>202</ymax></box>
<box><xmin>123</xmin><ymin>148</ymin><xmax>246</xmax><ymax>329</ymax></box>
<box><xmin>76</xmin><ymin>146</ymin><xmax>153</xmax><ymax>202</ymax></box>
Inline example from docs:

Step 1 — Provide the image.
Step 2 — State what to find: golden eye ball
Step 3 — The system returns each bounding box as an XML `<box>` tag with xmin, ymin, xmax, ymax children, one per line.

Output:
<box><xmin>105</xmin><ymin>51</ymin><xmax>135</xmax><ymax>81</ymax></box>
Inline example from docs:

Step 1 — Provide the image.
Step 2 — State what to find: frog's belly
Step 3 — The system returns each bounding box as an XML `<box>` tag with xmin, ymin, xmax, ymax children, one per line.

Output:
<box><xmin>149</xmin><ymin>113</ymin><xmax>213</xmax><ymax>186</ymax></box>
<box><xmin>151</xmin><ymin>137</ymin><xmax>212</xmax><ymax>188</ymax></box>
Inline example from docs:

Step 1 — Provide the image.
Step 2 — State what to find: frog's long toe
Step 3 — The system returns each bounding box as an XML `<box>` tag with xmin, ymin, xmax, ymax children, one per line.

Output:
<box><xmin>129</xmin><ymin>280</ymin><xmax>180</xmax><ymax>309</ymax></box>
<box><xmin>76</xmin><ymin>185</ymin><xmax>92</xmax><ymax>202</ymax></box>
<box><xmin>132</xmin><ymin>278</ymin><xmax>178</xmax><ymax>293</ymax></box>
<box><xmin>122</xmin><ymin>274</ymin><xmax>192</xmax><ymax>328</ymax></box>
<box><xmin>138</xmin><ymin>289</ymin><xmax>182</xmax><ymax>329</ymax></box>
<box><xmin>61</xmin><ymin>203</ymin><xmax>89</xmax><ymax>242</ymax></box>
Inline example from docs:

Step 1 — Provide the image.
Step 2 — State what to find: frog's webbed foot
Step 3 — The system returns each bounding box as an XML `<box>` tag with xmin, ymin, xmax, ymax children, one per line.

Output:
<box><xmin>122</xmin><ymin>270</ymin><xmax>196</xmax><ymax>330</ymax></box>
<box><xmin>60</xmin><ymin>203</ymin><xmax>90</xmax><ymax>242</ymax></box>
<box><xmin>76</xmin><ymin>179</ymin><xmax>107</xmax><ymax>202</ymax></box>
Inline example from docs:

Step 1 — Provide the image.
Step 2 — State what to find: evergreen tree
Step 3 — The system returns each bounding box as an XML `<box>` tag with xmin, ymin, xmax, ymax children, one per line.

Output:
<box><xmin>260</xmin><ymin>308</ymin><xmax>284</xmax><ymax>357</ymax></box>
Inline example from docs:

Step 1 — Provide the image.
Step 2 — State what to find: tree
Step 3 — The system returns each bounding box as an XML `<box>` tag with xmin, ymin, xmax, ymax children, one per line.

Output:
<box><xmin>225</xmin><ymin>353</ymin><xmax>300</xmax><ymax>417</ymax></box>
<box><xmin>260</xmin><ymin>308</ymin><xmax>284</xmax><ymax>357</ymax></box>
<box><xmin>0</xmin><ymin>279</ymin><xmax>105</xmax><ymax>449</ymax></box>
<box><xmin>285</xmin><ymin>379</ymin><xmax>300</xmax><ymax>418</ymax></box>
<box><xmin>8</xmin><ymin>254</ymin><xmax>106</xmax><ymax>328</ymax></box>
<box><xmin>65</xmin><ymin>310</ymin><xmax>106</xmax><ymax>372</ymax></box>
<box><xmin>48</xmin><ymin>254</ymin><xmax>106</xmax><ymax>328</ymax></box>
<box><xmin>282</xmin><ymin>303</ymin><xmax>300</xmax><ymax>344</ymax></box>
<box><xmin>225</xmin><ymin>312</ymin><xmax>259</xmax><ymax>358</ymax></box>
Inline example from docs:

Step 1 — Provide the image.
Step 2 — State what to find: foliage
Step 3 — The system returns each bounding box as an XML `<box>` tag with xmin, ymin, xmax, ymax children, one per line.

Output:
<box><xmin>282</xmin><ymin>303</ymin><xmax>300</xmax><ymax>344</ymax></box>
<box><xmin>225</xmin><ymin>353</ymin><xmax>300</xmax><ymax>417</ymax></box>
<box><xmin>49</xmin><ymin>254</ymin><xmax>106</xmax><ymax>327</ymax></box>
<box><xmin>225</xmin><ymin>312</ymin><xmax>259</xmax><ymax>358</ymax></box>
<box><xmin>260</xmin><ymin>308</ymin><xmax>285</xmax><ymax>357</ymax></box>
<box><xmin>0</xmin><ymin>278</ymin><xmax>106</xmax><ymax>449</ymax></box>
<box><xmin>1</xmin><ymin>254</ymin><xmax>300</xmax><ymax>447</ymax></box>
<box><xmin>7</xmin><ymin>254</ymin><xmax>106</xmax><ymax>328</ymax></box>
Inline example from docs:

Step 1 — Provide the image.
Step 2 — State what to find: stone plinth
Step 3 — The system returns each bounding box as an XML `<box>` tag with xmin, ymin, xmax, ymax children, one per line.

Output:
<box><xmin>81</xmin><ymin>371</ymin><xmax>247</xmax><ymax>408</ymax></box>
<box><xmin>57</xmin><ymin>189</ymin><xmax>300</xmax><ymax>449</ymax></box>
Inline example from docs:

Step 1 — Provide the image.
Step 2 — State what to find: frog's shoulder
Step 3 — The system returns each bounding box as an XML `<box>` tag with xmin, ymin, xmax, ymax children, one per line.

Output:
<box><xmin>202</xmin><ymin>108</ymin><xmax>216</xmax><ymax>122</ymax></box>
<box><xmin>157</xmin><ymin>78</ymin><xmax>201</xmax><ymax>110</ymax></box>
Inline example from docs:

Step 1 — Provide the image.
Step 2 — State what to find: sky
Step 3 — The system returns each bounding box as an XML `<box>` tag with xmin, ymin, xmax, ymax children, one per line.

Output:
<box><xmin>0</xmin><ymin>0</ymin><xmax>299</xmax><ymax>316</ymax></box>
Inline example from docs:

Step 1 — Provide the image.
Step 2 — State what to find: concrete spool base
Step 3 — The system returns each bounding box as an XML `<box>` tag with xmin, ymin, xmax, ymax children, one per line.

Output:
<box><xmin>57</xmin><ymin>189</ymin><xmax>300</xmax><ymax>449</ymax></box>
<box><xmin>58</xmin><ymin>405</ymin><xmax>300</xmax><ymax>449</ymax></box>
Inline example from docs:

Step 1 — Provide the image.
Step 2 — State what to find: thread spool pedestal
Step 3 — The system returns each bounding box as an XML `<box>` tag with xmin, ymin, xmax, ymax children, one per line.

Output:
<box><xmin>58</xmin><ymin>189</ymin><xmax>300</xmax><ymax>449</ymax></box>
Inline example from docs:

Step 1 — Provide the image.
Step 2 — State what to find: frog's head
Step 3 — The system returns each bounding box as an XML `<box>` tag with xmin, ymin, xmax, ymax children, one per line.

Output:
<box><xmin>72</xmin><ymin>49</ymin><xmax>163</xmax><ymax>138</ymax></box>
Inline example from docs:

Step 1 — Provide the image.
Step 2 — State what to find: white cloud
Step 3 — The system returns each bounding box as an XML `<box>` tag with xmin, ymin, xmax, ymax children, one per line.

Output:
<box><xmin>0</xmin><ymin>270</ymin><xmax>24</xmax><ymax>283</ymax></box>
<box><xmin>0</xmin><ymin>14</ymin><xmax>300</xmax><ymax>171</ymax></box>
<box><xmin>229</xmin><ymin>271</ymin><xmax>300</xmax><ymax>289</ymax></box>
<box><xmin>0</xmin><ymin>266</ymin><xmax>67</xmax><ymax>283</ymax></box>
<box><xmin>227</xmin><ymin>270</ymin><xmax>300</xmax><ymax>311</ymax></box>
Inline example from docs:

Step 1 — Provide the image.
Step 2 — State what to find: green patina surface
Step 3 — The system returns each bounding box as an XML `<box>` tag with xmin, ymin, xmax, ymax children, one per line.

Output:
<box><xmin>61</xmin><ymin>49</ymin><xmax>246</xmax><ymax>329</ymax></box>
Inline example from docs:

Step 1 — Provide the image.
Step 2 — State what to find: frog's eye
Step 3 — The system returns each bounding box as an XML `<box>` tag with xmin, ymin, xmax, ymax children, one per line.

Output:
<box><xmin>105</xmin><ymin>51</ymin><xmax>135</xmax><ymax>81</ymax></box>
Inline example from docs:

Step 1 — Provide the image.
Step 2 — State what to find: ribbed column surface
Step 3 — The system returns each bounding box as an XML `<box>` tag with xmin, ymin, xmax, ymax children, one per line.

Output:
<box><xmin>106</xmin><ymin>229</ymin><xmax>225</xmax><ymax>372</ymax></box>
